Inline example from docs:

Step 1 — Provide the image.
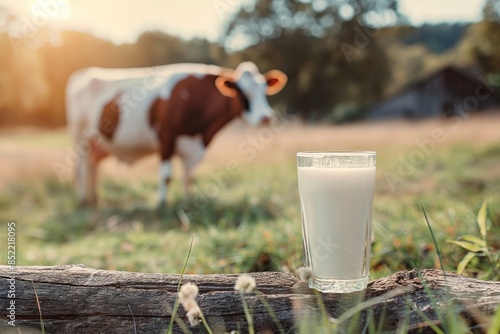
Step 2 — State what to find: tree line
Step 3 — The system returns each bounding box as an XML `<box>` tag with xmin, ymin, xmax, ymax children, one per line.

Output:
<box><xmin>0</xmin><ymin>0</ymin><xmax>499</xmax><ymax>127</ymax></box>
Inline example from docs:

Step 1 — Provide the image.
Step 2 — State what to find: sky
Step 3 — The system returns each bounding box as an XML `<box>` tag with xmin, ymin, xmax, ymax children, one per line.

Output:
<box><xmin>0</xmin><ymin>0</ymin><xmax>487</xmax><ymax>44</ymax></box>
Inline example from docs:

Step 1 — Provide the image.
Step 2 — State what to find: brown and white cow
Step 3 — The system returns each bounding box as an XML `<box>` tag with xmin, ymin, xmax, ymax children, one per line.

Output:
<box><xmin>65</xmin><ymin>62</ymin><xmax>287</xmax><ymax>207</ymax></box>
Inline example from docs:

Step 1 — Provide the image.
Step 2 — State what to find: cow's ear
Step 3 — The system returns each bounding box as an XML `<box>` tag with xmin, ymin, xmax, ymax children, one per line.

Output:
<box><xmin>215</xmin><ymin>75</ymin><xmax>238</xmax><ymax>97</ymax></box>
<box><xmin>264</xmin><ymin>70</ymin><xmax>288</xmax><ymax>95</ymax></box>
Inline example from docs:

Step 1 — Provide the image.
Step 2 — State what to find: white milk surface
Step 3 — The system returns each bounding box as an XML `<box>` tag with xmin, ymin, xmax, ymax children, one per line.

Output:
<box><xmin>298</xmin><ymin>166</ymin><xmax>376</xmax><ymax>279</ymax></box>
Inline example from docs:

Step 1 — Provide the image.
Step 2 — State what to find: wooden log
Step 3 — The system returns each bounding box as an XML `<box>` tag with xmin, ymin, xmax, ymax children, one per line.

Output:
<box><xmin>0</xmin><ymin>265</ymin><xmax>499</xmax><ymax>333</ymax></box>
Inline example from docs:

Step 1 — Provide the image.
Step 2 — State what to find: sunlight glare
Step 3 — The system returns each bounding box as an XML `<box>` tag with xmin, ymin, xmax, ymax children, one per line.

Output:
<box><xmin>29</xmin><ymin>0</ymin><xmax>71</xmax><ymax>21</ymax></box>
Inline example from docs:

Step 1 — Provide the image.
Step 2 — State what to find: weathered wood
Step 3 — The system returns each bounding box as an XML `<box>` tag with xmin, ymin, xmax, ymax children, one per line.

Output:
<box><xmin>0</xmin><ymin>265</ymin><xmax>499</xmax><ymax>333</ymax></box>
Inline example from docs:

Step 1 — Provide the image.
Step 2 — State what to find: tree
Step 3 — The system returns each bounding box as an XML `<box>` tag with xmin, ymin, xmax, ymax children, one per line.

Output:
<box><xmin>222</xmin><ymin>0</ymin><xmax>402</xmax><ymax>121</ymax></box>
<box><xmin>34</xmin><ymin>30</ymin><xmax>225</xmax><ymax>126</ymax></box>
<box><xmin>0</xmin><ymin>6</ymin><xmax>51</xmax><ymax>125</ymax></box>
<box><xmin>465</xmin><ymin>0</ymin><xmax>500</xmax><ymax>74</ymax></box>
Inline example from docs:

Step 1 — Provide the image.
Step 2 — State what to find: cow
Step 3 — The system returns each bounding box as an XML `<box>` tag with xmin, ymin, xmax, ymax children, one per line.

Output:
<box><xmin>65</xmin><ymin>62</ymin><xmax>287</xmax><ymax>207</ymax></box>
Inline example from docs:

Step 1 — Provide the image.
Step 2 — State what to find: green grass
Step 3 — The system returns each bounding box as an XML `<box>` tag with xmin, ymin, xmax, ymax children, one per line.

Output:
<box><xmin>1</xmin><ymin>129</ymin><xmax>499</xmax><ymax>282</ymax></box>
<box><xmin>1</xmin><ymin>125</ymin><xmax>499</xmax><ymax>333</ymax></box>
<box><xmin>0</xmin><ymin>146</ymin><xmax>500</xmax><ymax>278</ymax></box>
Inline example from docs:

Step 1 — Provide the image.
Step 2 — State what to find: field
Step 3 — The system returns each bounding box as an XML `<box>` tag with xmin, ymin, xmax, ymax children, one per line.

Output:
<box><xmin>1</xmin><ymin>114</ymin><xmax>499</xmax><ymax>281</ymax></box>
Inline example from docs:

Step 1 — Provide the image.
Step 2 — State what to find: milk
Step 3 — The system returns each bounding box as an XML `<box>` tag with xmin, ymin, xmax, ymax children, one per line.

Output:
<box><xmin>298</xmin><ymin>166</ymin><xmax>376</xmax><ymax>279</ymax></box>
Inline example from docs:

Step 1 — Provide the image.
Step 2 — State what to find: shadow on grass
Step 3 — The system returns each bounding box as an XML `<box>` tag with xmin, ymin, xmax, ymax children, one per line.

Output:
<box><xmin>44</xmin><ymin>194</ymin><xmax>281</xmax><ymax>243</ymax></box>
<box><xmin>2</xmin><ymin>173</ymin><xmax>281</xmax><ymax>243</ymax></box>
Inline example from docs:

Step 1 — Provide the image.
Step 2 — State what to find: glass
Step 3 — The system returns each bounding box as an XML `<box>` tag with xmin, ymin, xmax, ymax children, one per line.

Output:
<box><xmin>297</xmin><ymin>151</ymin><xmax>376</xmax><ymax>293</ymax></box>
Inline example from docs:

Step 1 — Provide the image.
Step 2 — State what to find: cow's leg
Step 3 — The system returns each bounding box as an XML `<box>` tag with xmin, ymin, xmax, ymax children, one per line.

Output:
<box><xmin>182</xmin><ymin>163</ymin><xmax>195</xmax><ymax>199</ymax></box>
<box><xmin>76</xmin><ymin>159</ymin><xmax>90</xmax><ymax>207</ymax></box>
<box><xmin>156</xmin><ymin>131</ymin><xmax>176</xmax><ymax>208</ymax></box>
<box><xmin>181</xmin><ymin>159</ymin><xmax>199</xmax><ymax>199</ymax></box>
<box><xmin>156</xmin><ymin>160</ymin><xmax>172</xmax><ymax>208</ymax></box>
<box><xmin>88</xmin><ymin>139</ymin><xmax>109</xmax><ymax>206</ymax></box>
<box><xmin>176</xmin><ymin>135</ymin><xmax>205</xmax><ymax>198</ymax></box>
<box><xmin>75</xmin><ymin>133</ymin><xmax>93</xmax><ymax>207</ymax></box>
<box><xmin>75</xmin><ymin>136</ymin><xmax>108</xmax><ymax>207</ymax></box>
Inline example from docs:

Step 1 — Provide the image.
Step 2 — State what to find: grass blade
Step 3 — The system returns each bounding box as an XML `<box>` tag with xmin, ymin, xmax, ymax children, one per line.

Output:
<box><xmin>167</xmin><ymin>234</ymin><xmax>196</xmax><ymax>334</ymax></box>
<box><xmin>31</xmin><ymin>281</ymin><xmax>45</xmax><ymax>334</ymax></box>
<box><xmin>461</xmin><ymin>235</ymin><xmax>487</xmax><ymax>246</ymax></box>
<box><xmin>487</xmin><ymin>305</ymin><xmax>500</xmax><ymax>334</ymax></box>
<box><xmin>457</xmin><ymin>252</ymin><xmax>476</xmax><ymax>275</ymax></box>
<box><xmin>240</xmin><ymin>291</ymin><xmax>255</xmax><ymax>334</ymax></box>
<box><xmin>336</xmin><ymin>287</ymin><xmax>411</xmax><ymax>325</ymax></box>
<box><xmin>375</xmin><ymin>301</ymin><xmax>388</xmax><ymax>334</ymax></box>
<box><xmin>256</xmin><ymin>291</ymin><xmax>285</xmax><ymax>334</ymax></box>
<box><xmin>448</xmin><ymin>239</ymin><xmax>483</xmax><ymax>253</ymax></box>
<box><xmin>128</xmin><ymin>304</ymin><xmax>137</xmax><ymax>334</ymax></box>
<box><xmin>477</xmin><ymin>200</ymin><xmax>489</xmax><ymax>239</ymax></box>
<box><xmin>411</xmin><ymin>306</ymin><xmax>445</xmax><ymax>334</ymax></box>
<box><xmin>419</xmin><ymin>199</ymin><xmax>445</xmax><ymax>271</ymax></box>
<box><xmin>164</xmin><ymin>301</ymin><xmax>191</xmax><ymax>334</ymax></box>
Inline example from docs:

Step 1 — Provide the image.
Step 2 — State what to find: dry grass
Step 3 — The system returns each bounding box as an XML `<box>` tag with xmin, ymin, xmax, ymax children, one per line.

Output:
<box><xmin>1</xmin><ymin>112</ymin><xmax>500</xmax><ymax>188</ymax></box>
<box><xmin>205</xmin><ymin>112</ymin><xmax>500</xmax><ymax>172</ymax></box>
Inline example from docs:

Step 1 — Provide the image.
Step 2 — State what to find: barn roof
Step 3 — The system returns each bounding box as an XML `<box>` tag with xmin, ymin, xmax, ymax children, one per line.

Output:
<box><xmin>367</xmin><ymin>65</ymin><xmax>493</xmax><ymax>119</ymax></box>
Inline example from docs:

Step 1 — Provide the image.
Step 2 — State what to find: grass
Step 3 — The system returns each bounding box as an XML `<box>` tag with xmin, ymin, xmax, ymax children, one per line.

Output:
<box><xmin>1</xmin><ymin>116</ymin><xmax>500</xmax><ymax>332</ymax></box>
<box><xmin>167</xmin><ymin>234</ymin><xmax>195</xmax><ymax>334</ymax></box>
<box><xmin>32</xmin><ymin>281</ymin><xmax>45</xmax><ymax>334</ymax></box>
<box><xmin>1</xmin><ymin>117</ymin><xmax>499</xmax><ymax>280</ymax></box>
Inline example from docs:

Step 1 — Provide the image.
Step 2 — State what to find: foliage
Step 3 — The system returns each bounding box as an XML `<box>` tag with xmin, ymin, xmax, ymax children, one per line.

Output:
<box><xmin>1</xmin><ymin>1</ymin><xmax>499</xmax><ymax>126</ymax></box>
<box><xmin>448</xmin><ymin>201</ymin><xmax>500</xmax><ymax>280</ymax></box>
<box><xmin>223</xmin><ymin>0</ymin><xmax>400</xmax><ymax>121</ymax></box>
<box><xmin>0</xmin><ymin>5</ymin><xmax>223</xmax><ymax>126</ymax></box>
<box><xmin>0</xmin><ymin>33</ymin><xmax>51</xmax><ymax>124</ymax></box>
<box><xmin>463</xmin><ymin>0</ymin><xmax>500</xmax><ymax>77</ymax></box>
<box><xmin>36</xmin><ymin>30</ymin><xmax>224</xmax><ymax>126</ymax></box>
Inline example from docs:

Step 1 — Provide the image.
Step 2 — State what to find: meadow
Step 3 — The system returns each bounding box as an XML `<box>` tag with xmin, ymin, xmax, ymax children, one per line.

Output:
<box><xmin>0</xmin><ymin>114</ymin><xmax>499</xmax><ymax>281</ymax></box>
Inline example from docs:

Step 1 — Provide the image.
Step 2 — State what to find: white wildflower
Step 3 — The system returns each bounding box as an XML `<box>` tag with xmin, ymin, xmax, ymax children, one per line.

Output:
<box><xmin>186</xmin><ymin>305</ymin><xmax>202</xmax><ymax>327</ymax></box>
<box><xmin>234</xmin><ymin>274</ymin><xmax>256</xmax><ymax>293</ymax></box>
<box><xmin>181</xmin><ymin>298</ymin><xmax>198</xmax><ymax>313</ymax></box>
<box><xmin>178</xmin><ymin>282</ymin><xmax>199</xmax><ymax>303</ymax></box>
<box><xmin>296</xmin><ymin>267</ymin><xmax>312</xmax><ymax>283</ymax></box>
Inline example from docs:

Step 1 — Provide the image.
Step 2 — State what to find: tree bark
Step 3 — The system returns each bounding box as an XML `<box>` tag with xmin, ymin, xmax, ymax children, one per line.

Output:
<box><xmin>0</xmin><ymin>265</ymin><xmax>499</xmax><ymax>333</ymax></box>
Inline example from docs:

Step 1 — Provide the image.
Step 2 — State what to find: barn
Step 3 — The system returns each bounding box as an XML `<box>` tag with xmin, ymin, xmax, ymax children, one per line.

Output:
<box><xmin>367</xmin><ymin>66</ymin><xmax>500</xmax><ymax>121</ymax></box>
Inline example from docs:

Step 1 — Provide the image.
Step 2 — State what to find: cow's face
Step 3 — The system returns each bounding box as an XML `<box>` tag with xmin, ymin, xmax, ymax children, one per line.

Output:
<box><xmin>215</xmin><ymin>62</ymin><xmax>287</xmax><ymax>125</ymax></box>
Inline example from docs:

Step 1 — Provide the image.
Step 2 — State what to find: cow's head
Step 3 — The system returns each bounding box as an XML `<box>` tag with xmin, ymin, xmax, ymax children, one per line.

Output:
<box><xmin>215</xmin><ymin>62</ymin><xmax>287</xmax><ymax>125</ymax></box>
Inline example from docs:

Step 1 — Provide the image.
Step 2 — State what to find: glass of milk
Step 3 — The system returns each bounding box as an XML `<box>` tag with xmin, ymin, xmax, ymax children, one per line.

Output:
<box><xmin>297</xmin><ymin>151</ymin><xmax>376</xmax><ymax>293</ymax></box>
